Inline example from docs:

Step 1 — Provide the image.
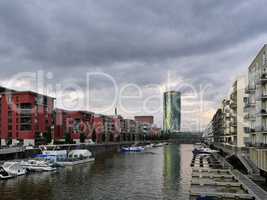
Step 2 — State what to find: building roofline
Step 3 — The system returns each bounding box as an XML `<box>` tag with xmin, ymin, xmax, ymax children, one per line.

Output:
<box><xmin>248</xmin><ymin>44</ymin><xmax>267</xmax><ymax>70</ymax></box>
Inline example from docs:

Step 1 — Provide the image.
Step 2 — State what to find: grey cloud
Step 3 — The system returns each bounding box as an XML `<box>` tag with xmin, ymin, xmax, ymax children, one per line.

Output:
<box><xmin>0</xmin><ymin>0</ymin><xmax>266</xmax><ymax>69</ymax></box>
<box><xmin>0</xmin><ymin>0</ymin><xmax>267</xmax><ymax>130</ymax></box>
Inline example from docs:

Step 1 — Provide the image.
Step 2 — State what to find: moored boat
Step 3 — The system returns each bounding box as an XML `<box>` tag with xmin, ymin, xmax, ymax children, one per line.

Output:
<box><xmin>152</xmin><ymin>143</ymin><xmax>165</xmax><ymax>147</ymax></box>
<box><xmin>192</xmin><ymin>147</ymin><xmax>218</xmax><ymax>155</ymax></box>
<box><xmin>20</xmin><ymin>160</ymin><xmax>57</xmax><ymax>172</ymax></box>
<box><xmin>121</xmin><ymin>146</ymin><xmax>145</xmax><ymax>152</ymax></box>
<box><xmin>57</xmin><ymin>150</ymin><xmax>95</xmax><ymax>166</ymax></box>
<box><xmin>0</xmin><ymin>162</ymin><xmax>27</xmax><ymax>180</ymax></box>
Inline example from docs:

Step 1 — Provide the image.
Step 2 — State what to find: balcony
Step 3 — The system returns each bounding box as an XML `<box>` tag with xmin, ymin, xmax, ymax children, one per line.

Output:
<box><xmin>245</xmin><ymin>85</ymin><xmax>256</xmax><ymax>94</ymax></box>
<box><xmin>244</xmin><ymin>127</ymin><xmax>255</xmax><ymax>133</ymax></box>
<box><xmin>224</xmin><ymin>113</ymin><xmax>231</xmax><ymax>118</ymax></box>
<box><xmin>244</xmin><ymin>100</ymin><xmax>256</xmax><ymax>108</ymax></box>
<box><xmin>250</xmin><ymin>148</ymin><xmax>267</xmax><ymax>172</ymax></box>
<box><xmin>258</xmin><ymin>109</ymin><xmax>267</xmax><ymax>117</ymax></box>
<box><xmin>244</xmin><ymin>113</ymin><xmax>256</xmax><ymax>121</ymax></box>
<box><xmin>256</xmin><ymin>73</ymin><xmax>267</xmax><ymax>85</ymax></box>
<box><xmin>255</xmin><ymin>126</ymin><xmax>267</xmax><ymax>133</ymax></box>
<box><xmin>18</xmin><ymin>108</ymin><xmax>33</xmax><ymax>114</ymax></box>
<box><xmin>230</xmin><ymin>102</ymin><xmax>237</xmax><ymax>109</ymax></box>
<box><xmin>230</xmin><ymin>121</ymin><xmax>237</xmax><ymax>127</ymax></box>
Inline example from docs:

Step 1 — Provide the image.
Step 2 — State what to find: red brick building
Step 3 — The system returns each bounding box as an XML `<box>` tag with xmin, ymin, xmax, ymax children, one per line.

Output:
<box><xmin>134</xmin><ymin>116</ymin><xmax>154</xmax><ymax>125</ymax></box>
<box><xmin>92</xmin><ymin>114</ymin><xmax>104</xmax><ymax>143</ymax></box>
<box><xmin>0</xmin><ymin>87</ymin><xmax>54</xmax><ymax>146</ymax></box>
<box><xmin>54</xmin><ymin>109</ymin><xmax>94</xmax><ymax>144</ymax></box>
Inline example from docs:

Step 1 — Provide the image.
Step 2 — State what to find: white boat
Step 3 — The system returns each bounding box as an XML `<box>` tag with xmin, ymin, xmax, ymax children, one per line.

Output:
<box><xmin>152</xmin><ymin>143</ymin><xmax>165</xmax><ymax>147</ymax></box>
<box><xmin>192</xmin><ymin>147</ymin><xmax>219</xmax><ymax>155</ymax></box>
<box><xmin>145</xmin><ymin>144</ymin><xmax>153</xmax><ymax>148</ymax></box>
<box><xmin>57</xmin><ymin>150</ymin><xmax>95</xmax><ymax>166</ymax></box>
<box><xmin>0</xmin><ymin>162</ymin><xmax>27</xmax><ymax>180</ymax></box>
<box><xmin>20</xmin><ymin>160</ymin><xmax>56</xmax><ymax>172</ymax></box>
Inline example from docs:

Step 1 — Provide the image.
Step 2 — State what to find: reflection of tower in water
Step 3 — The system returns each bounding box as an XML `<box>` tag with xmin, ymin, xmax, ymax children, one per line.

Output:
<box><xmin>162</xmin><ymin>144</ymin><xmax>181</xmax><ymax>199</ymax></box>
<box><xmin>162</xmin><ymin>144</ymin><xmax>193</xmax><ymax>199</ymax></box>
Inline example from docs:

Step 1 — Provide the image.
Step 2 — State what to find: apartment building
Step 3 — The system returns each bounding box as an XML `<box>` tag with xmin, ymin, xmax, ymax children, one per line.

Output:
<box><xmin>246</xmin><ymin>45</ymin><xmax>267</xmax><ymax>175</ymax></box>
<box><xmin>227</xmin><ymin>76</ymin><xmax>248</xmax><ymax>147</ymax></box>
<box><xmin>222</xmin><ymin>98</ymin><xmax>232</xmax><ymax>144</ymax></box>
<box><xmin>54</xmin><ymin>109</ymin><xmax>94</xmax><ymax>144</ymax></box>
<box><xmin>202</xmin><ymin>121</ymin><xmax>213</xmax><ymax>144</ymax></box>
<box><xmin>211</xmin><ymin>109</ymin><xmax>224</xmax><ymax>143</ymax></box>
<box><xmin>0</xmin><ymin>87</ymin><xmax>54</xmax><ymax>146</ymax></box>
<box><xmin>92</xmin><ymin>114</ymin><xmax>105</xmax><ymax>143</ymax></box>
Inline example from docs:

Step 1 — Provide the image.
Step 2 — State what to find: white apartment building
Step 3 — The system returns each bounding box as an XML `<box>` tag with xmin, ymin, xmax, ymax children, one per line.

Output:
<box><xmin>246</xmin><ymin>44</ymin><xmax>267</xmax><ymax>175</ymax></box>
<box><xmin>222</xmin><ymin>76</ymin><xmax>248</xmax><ymax>148</ymax></box>
<box><xmin>247</xmin><ymin>45</ymin><xmax>267</xmax><ymax>145</ymax></box>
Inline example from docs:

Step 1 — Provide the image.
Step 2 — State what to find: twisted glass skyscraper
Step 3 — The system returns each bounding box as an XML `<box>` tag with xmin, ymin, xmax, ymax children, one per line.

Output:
<box><xmin>163</xmin><ymin>91</ymin><xmax>181</xmax><ymax>133</ymax></box>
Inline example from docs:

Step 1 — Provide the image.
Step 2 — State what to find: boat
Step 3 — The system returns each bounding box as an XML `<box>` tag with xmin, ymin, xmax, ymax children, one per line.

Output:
<box><xmin>192</xmin><ymin>147</ymin><xmax>218</xmax><ymax>155</ymax></box>
<box><xmin>121</xmin><ymin>146</ymin><xmax>145</xmax><ymax>152</ymax></box>
<box><xmin>0</xmin><ymin>162</ymin><xmax>27</xmax><ymax>180</ymax></box>
<box><xmin>145</xmin><ymin>144</ymin><xmax>153</xmax><ymax>148</ymax></box>
<box><xmin>0</xmin><ymin>166</ymin><xmax>12</xmax><ymax>179</ymax></box>
<box><xmin>20</xmin><ymin>160</ymin><xmax>57</xmax><ymax>172</ymax></box>
<box><xmin>57</xmin><ymin>150</ymin><xmax>95</xmax><ymax>166</ymax></box>
<box><xmin>33</xmin><ymin>150</ymin><xmax>68</xmax><ymax>167</ymax></box>
<box><xmin>152</xmin><ymin>143</ymin><xmax>165</xmax><ymax>147</ymax></box>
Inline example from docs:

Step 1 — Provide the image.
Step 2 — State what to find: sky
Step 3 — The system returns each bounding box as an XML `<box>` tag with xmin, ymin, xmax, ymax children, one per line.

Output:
<box><xmin>0</xmin><ymin>0</ymin><xmax>267</xmax><ymax>131</ymax></box>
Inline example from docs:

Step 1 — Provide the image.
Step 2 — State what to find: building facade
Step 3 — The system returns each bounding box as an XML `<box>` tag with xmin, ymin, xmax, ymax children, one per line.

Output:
<box><xmin>0</xmin><ymin>88</ymin><xmax>54</xmax><ymax>146</ymax></box>
<box><xmin>226</xmin><ymin>76</ymin><xmax>248</xmax><ymax>147</ymax></box>
<box><xmin>246</xmin><ymin>45</ymin><xmax>267</xmax><ymax>175</ymax></box>
<box><xmin>134</xmin><ymin>116</ymin><xmax>154</xmax><ymax>124</ymax></box>
<box><xmin>163</xmin><ymin>91</ymin><xmax>181</xmax><ymax>133</ymax></box>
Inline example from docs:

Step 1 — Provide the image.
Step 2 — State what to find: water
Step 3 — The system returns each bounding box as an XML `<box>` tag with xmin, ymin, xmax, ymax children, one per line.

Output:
<box><xmin>0</xmin><ymin>144</ymin><xmax>193</xmax><ymax>200</ymax></box>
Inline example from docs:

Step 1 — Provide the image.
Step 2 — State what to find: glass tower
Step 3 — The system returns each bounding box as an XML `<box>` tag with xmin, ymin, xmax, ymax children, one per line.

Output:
<box><xmin>163</xmin><ymin>91</ymin><xmax>181</xmax><ymax>133</ymax></box>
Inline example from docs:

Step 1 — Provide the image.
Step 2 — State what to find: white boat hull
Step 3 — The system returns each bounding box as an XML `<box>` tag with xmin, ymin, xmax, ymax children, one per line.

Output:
<box><xmin>58</xmin><ymin>158</ymin><xmax>95</xmax><ymax>166</ymax></box>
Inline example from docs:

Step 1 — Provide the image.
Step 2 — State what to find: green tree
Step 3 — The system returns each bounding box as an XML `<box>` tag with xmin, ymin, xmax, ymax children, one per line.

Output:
<box><xmin>80</xmin><ymin>133</ymin><xmax>86</xmax><ymax>143</ymax></box>
<box><xmin>65</xmin><ymin>132</ymin><xmax>73</xmax><ymax>144</ymax></box>
<box><xmin>45</xmin><ymin>128</ymin><xmax>52</xmax><ymax>144</ymax></box>
<box><xmin>92</xmin><ymin>130</ymin><xmax>96</xmax><ymax>142</ymax></box>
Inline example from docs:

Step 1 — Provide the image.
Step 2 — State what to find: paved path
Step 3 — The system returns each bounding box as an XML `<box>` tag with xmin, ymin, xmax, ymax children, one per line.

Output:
<box><xmin>232</xmin><ymin>170</ymin><xmax>267</xmax><ymax>200</ymax></box>
<box><xmin>0</xmin><ymin>147</ymin><xmax>24</xmax><ymax>155</ymax></box>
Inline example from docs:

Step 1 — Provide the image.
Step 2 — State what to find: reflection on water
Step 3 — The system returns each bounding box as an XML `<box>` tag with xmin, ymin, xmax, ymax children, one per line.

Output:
<box><xmin>0</xmin><ymin>144</ymin><xmax>193</xmax><ymax>200</ymax></box>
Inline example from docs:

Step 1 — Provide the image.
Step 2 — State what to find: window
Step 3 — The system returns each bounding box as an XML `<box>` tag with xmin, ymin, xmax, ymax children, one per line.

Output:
<box><xmin>263</xmin><ymin>52</ymin><xmax>266</xmax><ymax>65</ymax></box>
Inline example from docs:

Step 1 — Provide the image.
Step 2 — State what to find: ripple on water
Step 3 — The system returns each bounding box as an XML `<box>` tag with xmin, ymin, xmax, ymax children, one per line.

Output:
<box><xmin>0</xmin><ymin>144</ymin><xmax>193</xmax><ymax>200</ymax></box>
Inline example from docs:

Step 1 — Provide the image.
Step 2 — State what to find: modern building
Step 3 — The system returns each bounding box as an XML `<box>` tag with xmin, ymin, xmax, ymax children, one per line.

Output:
<box><xmin>163</xmin><ymin>91</ymin><xmax>181</xmax><ymax>133</ymax></box>
<box><xmin>54</xmin><ymin>110</ymin><xmax>94</xmax><ymax>144</ymax></box>
<box><xmin>202</xmin><ymin>121</ymin><xmax>213</xmax><ymax>144</ymax></box>
<box><xmin>212</xmin><ymin>109</ymin><xmax>224</xmax><ymax>143</ymax></box>
<box><xmin>246</xmin><ymin>44</ymin><xmax>267</xmax><ymax>175</ymax></box>
<box><xmin>0</xmin><ymin>87</ymin><xmax>55</xmax><ymax>146</ymax></box>
<box><xmin>227</xmin><ymin>76</ymin><xmax>249</xmax><ymax>147</ymax></box>
<box><xmin>204</xmin><ymin>76</ymin><xmax>248</xmax><ymax>148</ymax></box>
<box><xmin>221</xmin><ymin>98</ymin><xmax>232</xmax><ymax>143</ymax></box>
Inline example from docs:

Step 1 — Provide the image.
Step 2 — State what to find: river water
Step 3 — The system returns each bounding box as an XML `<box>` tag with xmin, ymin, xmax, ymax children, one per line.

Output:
<box><xmin>0</xmin><ymin>144</ymin><xmax>193</xmax><ymax>200</ymax></box>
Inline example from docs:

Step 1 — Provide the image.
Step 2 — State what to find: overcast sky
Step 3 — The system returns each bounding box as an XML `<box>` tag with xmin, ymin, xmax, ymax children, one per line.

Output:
<box><xmin>0</xmin><ymin>0</ymin><xmax>267</xmax><ymax>131</ymax></box>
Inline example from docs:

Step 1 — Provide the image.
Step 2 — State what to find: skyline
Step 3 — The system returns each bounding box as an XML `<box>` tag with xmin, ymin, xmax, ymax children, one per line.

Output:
<box><xmin>1</xmin><ymin>1</ymin><xmax>267</xmax><ymax>130</ymax></box>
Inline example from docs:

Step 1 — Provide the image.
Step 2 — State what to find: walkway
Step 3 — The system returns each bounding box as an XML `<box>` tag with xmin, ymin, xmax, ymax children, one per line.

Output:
<box><xmin>232</xmin><ymin>170</ymin><xmax>267</xmax><ymax>200</ymax></box>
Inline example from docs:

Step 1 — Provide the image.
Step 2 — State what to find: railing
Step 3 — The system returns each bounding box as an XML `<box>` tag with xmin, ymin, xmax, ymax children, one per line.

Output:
<box><xmin>214</xmin><ymin>143</ymin><xmax>249</xmax><ymax>155</ymax></box>
<box><xmin>249</xmin><ymin>147</ymin><xmax>267</xmax><ymax>173</ymax></box>
<box><xmin>0</xmin><ymin>147</ymin><xmax>25</xmax><ymax>155</ymax></box>
<box><xmin>245</xmin><ymin>85</ymin><xmax>256</xmax><ymax>93</ymax></box>
<box><xmin>255</xmin><ymin>126</ymin><xmax>267</xmax><ymax>132</ymax></box>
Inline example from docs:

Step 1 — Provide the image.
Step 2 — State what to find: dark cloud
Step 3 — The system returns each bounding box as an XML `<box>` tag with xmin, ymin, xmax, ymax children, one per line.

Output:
<box><xmin>0</xmin><ymin>0</ymin><xmax>267</xmax><ymax>129</ymax></box>
<box><xmin>0</xmin><ymin>0</ymin><xmax>266</xmax><ymax>68</ymax></box>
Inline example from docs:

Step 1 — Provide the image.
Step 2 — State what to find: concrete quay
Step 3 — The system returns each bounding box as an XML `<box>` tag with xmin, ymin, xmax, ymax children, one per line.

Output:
<box><xmin>189</xmin><ymin>153</ymin><xmax>264</xmax><ymax>200</ymax></box>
